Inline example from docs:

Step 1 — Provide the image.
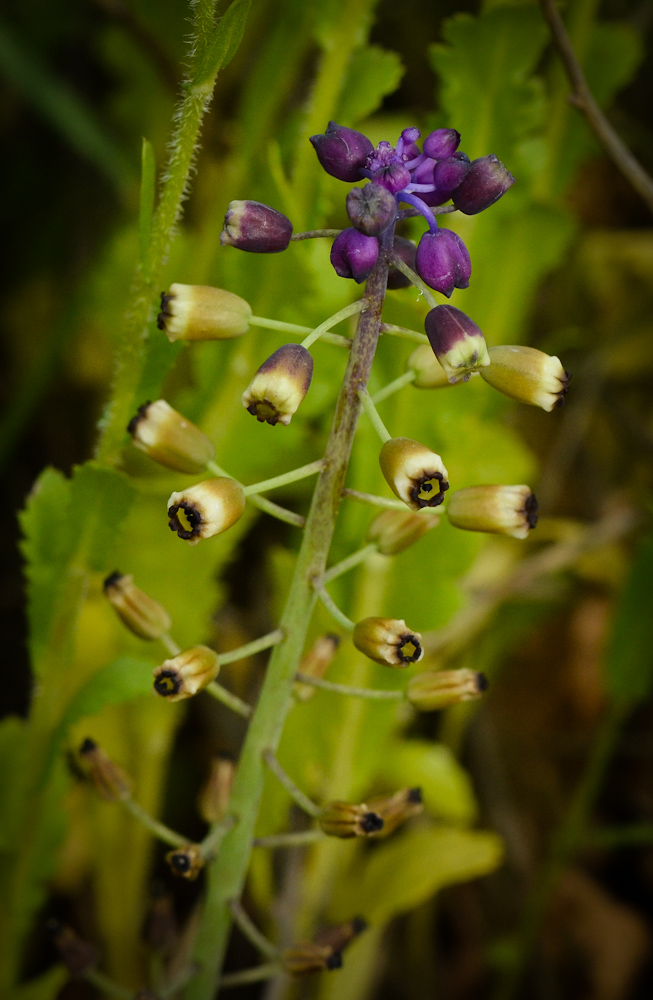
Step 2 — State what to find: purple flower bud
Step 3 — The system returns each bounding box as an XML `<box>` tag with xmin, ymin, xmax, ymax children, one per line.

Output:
<box><xmin>346</xmin><ymin>183</ymin><xmax>397</xmax><ymax>237</ymax></box>
<box><xmin>433</xmin><ymin>156</ymin><xmax>471</xmax><ymax>193</ymax></box>
<box><xmin>401</xmin><ymin>127</ymin><xmax>421</xmax><ymax>145</ymax></box>
<box><xmin>452</xmin><ymin>154</ymin><xmax>515</xmax><ymax>215</ymax></box>
<box><xmin>221</xmin><ymin>201</ymin><xmax>292</xmax><ymax>253</ymax></box>
<box><xmin>387</xmin><ymin>236</ymin><xmax>417</xmax><ymax>290</ymax></box>
<box><xmin>412</xmin><ymin>158</ymin><xmax>436</xmax><ymax>185</ymax></box>
<box><xmin>422</xmin><ymin>129</ymin><xmax>461</xmax><ymax>160</ymax></box>
<box><xmin>309</xmin><ymin>122</ymin><xmax>374</xmax><ymax>182</ymax></box>
<box><xmin>399</xmin><ymin>127</ymin><xmax>421</xmax><ymax>161</ymax></box>
<box><xmin>330</xmin><ymin>228</ymin><xmax>379</xmax><ymax>283</ymax></box>
<box><xmin>415</xmin><ymin>229</ymin><xmax>471</xmax><ymax>297</ymax></box>
<box><xmin>367</xmin><ymin>141</ymin><xmax>411</xmax><ymax>193</ymax></box>
<box><xmin>424</xmin><ymin>305</ymin><xmax>490</xmax><ymax>383</ymax></box>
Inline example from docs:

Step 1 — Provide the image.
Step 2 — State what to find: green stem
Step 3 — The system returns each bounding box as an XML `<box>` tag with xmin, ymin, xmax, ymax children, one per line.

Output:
<box><xmin>253</xmin><ymin>829</ymin><xmax>325</xmax><ymax>849</ymax></box>
<box><xmin>300</xmin><ymin>300</ymin><xmax>366</xmax><ymax>350</ymax></box>
<box><xmin>185</xmin><ymin>226</ymin><xmax>392</xmax><ymax>1000</ymax></box>
<box><xmin>230</xmin><ymin>900</ymin><xmax>280</xmax><ymax>959</ymax></box>
<box><xmin>316</xmin><ymin>588</ymin><xmax>356</xmax><ymax>632</ymax></box>
<box><xmin>121</xmin><ymin>797</ymin><xmax>187</xmax><ymax>849</ymax></box>
<box><xmin>219</xmin><ymin>964</ymin><xmax>280</xmax><ymax>988</ymax></box>
<box><xmin>387</xmin><ymin>256</ymin><xmax>437</xmax><ymax>309</ymax></box>
<box><xmin>380</xmin><ymin>323</ymin><xmax>429</xmax><ymax>344</ymax></box>
<box><xmin>249</xmin><ymin>315</ymin><xmax>350</xmax><ymax>348</ymax></box>
<box><xmin>295</xmin><ymin>672</ymin><xmax>403</xmax><ymax>700</ymax></box>
<box><xmin>358</xmin><ymin>387</ymin><xmax>392</xmax><ymax>443</ymax></box>
<box><xmin>291</xmin><ymin>229</ymin><xmax>342</xmax><ymax>240</ymax></box>
<box><xmin>322</xmin><ymin>543</ymin><xmax>378</xmax><ymax>585</ymax></box>
<box><xmin>341</xmin><ymin>488</ymin><xmax>406</xmax><ymax>511</ymax></box>
<box><xmin>95</xmin><ymin>0</ymin><xmax>242</xmax><ymax>464</ymax></box>
<box><xmin>205</xmin><ymin>682</ymin><xmax>253</xmax><ymax>718</ymax></box>
<box><xmin>372</xmin><ymin>370</ymin><xmax>417</xmax><ymax>405</ymax></box>
<box><xmin>263</xmin><ymin>751</ymin><xmax>322</xmax><ymax>818</ymax></box>
<box><xmin>219</xmin><ymin>629</ymin><xmax>285</xmax><ymax>665</ymax></box>
<box><xmin>161</xmin><ymin>632</ymin><xmax>182</xmax><ymax>656</ymax></box>
<box><xmin>494</xmin><ymin>701</ymin><xmax>628</xmax><ymax>1000</ymax></box>
<box><xmin>243</xmin><ymin>460</ymin><xmax>324</xmax><ymax>496</ymax></box>
<box><xmin>84</xmin><ymin>968</ymin><xmax>134</xmax><ymax>1000</ymax></box>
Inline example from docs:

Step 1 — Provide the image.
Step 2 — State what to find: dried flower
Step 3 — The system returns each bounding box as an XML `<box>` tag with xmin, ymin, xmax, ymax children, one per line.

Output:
<box><xmin>330</xmin><ymin>227</ymin><xmax>379</xmax><ymax>283</ymax></box>
<box><xmin>452</xmin><ymin>154</ymin><xmax>515</xmax><ymax>215</ymax></box>
<box><xmin>167</xmin><ymin>478</ymin><xmax>246</xmax><ymax>544</ymax></box>
<box><xmin>282</xmin><ymin>942</ymin><xmax>342</xmax><ymax>975</ymax></box>
<box><xmin>407</xmin><ymin>344</ymin><xmax>456</xmax><ymax>389</ymax></box>
<box><xmin>408</xmin><ymin>669</ymin><xmax>488</xmax><ymax>711</ymax></box>
<box><xmin>353</xmin><ymin>616</ymin><xmax>423</xmax><ymax>667</ymax></box>
<box><xmin>480</xmin><ymin>345</ymin><xmax>571</xmax><ymax>411</ymax></box>
<box><xmin>242</xmin><ymin>344</ymin><xmax>313</xmax><ymax>425</ymax></box>
<box><xmin>220</xmin><ymin>200</ymin><xmax>292</xmax><ymax>252</ymax></box>
<box><xmin>379</xmin><ymin>437</ymin><xmax>449</xmax><ymax>510</ymax></box>
<box><xmin>46</xmin><ymin>920</ymin><xmax>98</xmax><ymax>977</ymax></box>
<box><xmin>128</xmin><ymin>399</ymin><xmax>215</xmax><ymax>474</ymax></box>
<box><xmin>313</xmin><ymin>917</ymin><xmax>367</xmax><ymax>953</ymax></box>
<box><xmin>153</xmin><ymin>645</ymin><xmax>220</xmax><ymax>701</ymax></box>
<box><xmin>103</xmin><ymin>571</ymin><xmax>171</xmax><ymax>641</ymax></box>
<box><xmin>294</xmin><ymin>634</ymin><xmax>341</xmax><ymax>701</ymax></box>
<box><xmin>319</xmin><ymin>800</ymin><xmax>385</xmax><ymax>838</ymax></box>
<box><xmin>157</xmin><ymin>284</ymin><xmax>252</xmax><ymax>341</ymax></box>
<box><xmin>78</xmin><ymin>738</ymin><xmax>132</xmax><ymax>801</ymax></box>
<box><xmin>165</xmin><ymin>843</ymin><xmax>205</xmax><ymax>880</ymax></box>
<box><xmin>447</xmin><ymin>484</ymin><xmax>538</xmax><ymax>539</ymax></box>
<box><xmin>367</xmin><ymin>508</ymin><xmax>438</xmax><ymax>555</ymax></box>
<box><xmin>310</xmin><ymin>122</ymin><xmax>374</xmax><ymax>182</ymax></box>
<box><xmin>424</xmin><ymin>306</ymin><xmax>490</xmax><ymax>383</ymax></box>
<box><xmin>415</xmin><ymin>228</ymin><xmax>471</xmax><ymax>297</ymax></box>
<box><xmin>142</xmin><ymin>884</ymin><xmax>178</xmax><ymax>956</ymax></box>
<box><xmin>367</xmin><ymin>787</ymin><xmax>424</xmax><ymax>836</ymax></box>
<box><xmin>197</xmin><ymin>754</ymin><xmax>234</xmax><ymax>824</ymax></box>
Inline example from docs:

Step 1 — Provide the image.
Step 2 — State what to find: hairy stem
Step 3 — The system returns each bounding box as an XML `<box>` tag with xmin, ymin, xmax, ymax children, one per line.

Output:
<box><xmin>185</xmin><ymin>228</ymin><xmax>392</xmax><ymax>1000</ymax></box>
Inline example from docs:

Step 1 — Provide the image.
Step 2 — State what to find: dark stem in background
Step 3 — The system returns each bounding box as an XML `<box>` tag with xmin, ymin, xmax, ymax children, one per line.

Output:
<box><xmin>539</xmin><ymin>0</ymin><xmax>653</xmax><ymax>214</ymax></box>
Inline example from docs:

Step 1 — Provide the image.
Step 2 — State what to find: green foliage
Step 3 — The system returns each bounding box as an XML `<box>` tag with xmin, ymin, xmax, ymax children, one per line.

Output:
<box><xmin>336</xmin><ymin>45</ymin><xmax>404</xmax><ymax>125</ymax></box>
<box><xmin>192</xmin><ymin>0</ymin><xmax>253</xmax><ymax>87</ymax></box>
<box><xmin>604</xmin><ymin>535</ymin><xmax>653</xmax><ymax>706</ymax></box>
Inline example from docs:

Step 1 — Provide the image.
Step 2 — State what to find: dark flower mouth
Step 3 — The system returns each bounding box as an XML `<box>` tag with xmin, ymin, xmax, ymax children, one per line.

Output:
<box><xmin>168</xmin><ymin>502</ymin><xmax>202</xmax><ymax>539</ymax></box>
<box><xmin>247</xmin><ymin>399</ymin><xmax>280</xmax><ymax>425</ymax></box>
<box><xmin>359</xmin><ymin>811</ymin><xmax>384</xmax><ymax>834</ymax></box>
<box><xmin>169</xmin><ymin>851</ymin><xmax>191</xmax><ymax>873</ymax></box>
<box><xmin>555</xmin><ymin>371</ymin><xmax>573</xmax><ymax>406</ymax></box>
<box><xmin>411</xmin><ymin>472</ymin><xmax>449</xmax><ymax>508</ymax></box>
<box><xmin>127</xmin><ymin>400</ymin><xmax>152</xmax><ymax>436</ymax></box>
<box><xmin>523</xmin><ymin>493</ymin><xmax>539</xmax><ymax>529</ymax></box>
<box><xmin>397</xmin><ymin>634</ymin><xmax>422</xmax><ymax>663</ymax></box>
<box><xmin>157</xmin><ymin>291</ymin><xmax>174</xmax><ymax>330</ymax></box>
<box><xmin>154</xmin><ymin>669</ymin><xmax>182</xmax><ymax>697</ymax></box>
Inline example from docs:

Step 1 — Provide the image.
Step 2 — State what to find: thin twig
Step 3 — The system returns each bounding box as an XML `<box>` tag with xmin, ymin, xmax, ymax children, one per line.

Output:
<box><xmin>253</xmin><ymin>829</ymin><xmax>325</xmax><ymax>849</ymax></box>
<box><xmin>539</xmin><ymin>0</ymin><xmax>653</xmax><ymax>214</ymax></box>
<box><xmin>229</xmin><ymin>899</ymin><xmax>280</xmax><ymax>959</ymax></box>
<box><xmin>263</xmin><ymin>750</ymin><xmax>322</xmax><ymax>817</ymax></box>
<box><xmin>295</xmin><ymin>672</ymin><xmax>404</xmax><ymax>700</ymax></box>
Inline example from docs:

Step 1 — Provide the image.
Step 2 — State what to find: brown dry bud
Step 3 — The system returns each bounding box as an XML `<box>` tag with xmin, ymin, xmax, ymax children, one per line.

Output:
<box><xmin>142</xmin><ymin>885</ymin><xmax>178</xmax><ymax>956</ymax></box>
<box><xmin>157</xmin><ymin>283</ymin><xmax>252</xmax><ymax>341</ymax></box>
<box><xmin>78</xmin><ymin>738</ymin><xmax>132</xmax><ymax>801</ymax></box>
<box><xmin>313</xmin><ymin>917</ymin><xmax>367</xmax><ymax>953</ymax></box>
<box><xmin>318</xmin><ymin>800</ymin><xmax>384</xmax><ymax>839</ymax></box>
<box><xmin>128</xmin><ymin>399</ymin><xmax>215</xmax><ymax>474</ymax></box>
<box><xmin>379</xmin><ymin>437</ymin><xmax>449</xmax><ymax>511</ymax></box>
<box><xmin>282</xmin><ymin>942</ymin><xmax>342</xmax><ymax>975</ymax></box>
<box><xmin>165</xmin><ymin>843</ymin><xmax>205</xmax><ymax>880</ymax></box>
<box><xmin>47</xmin><ymin>920</ymin><xmax>98</xmax><ymax>977</ymax></box>
<box><xmin>153</xmin><ymin>645</ymin><xmax>220</xmax><ymax>702</ymax></box>
<box><xmin>103</xmin><ymin>572</ymin><xmax>171</xmax><ymax>641</ymax></box>
<box><xmin>197</xmin><ymin>754</ymin><xmax>234</xmax><ymax>824</ymax></box>
<box><xmin>167</xmin><ymin>477</ymin><xmax>246</xmax><ymax>545</ymax></box>
<box><xmin>294</xmin><ymin>634</ymin><xmax>341</xmax><ymax>701</ymax></box>
<box><xmin>353</xmin><ymin>616</ymin><xmax>423</xmax><ymax>667</ymax></box>
<box><xmin>366</xmin><ymin>787</ymin><xmax>423</xmax><ymax>836</ymax></box>
<box><xmin>407</xmin><ymin>668</ymin><xmax>488</xmax><ymax>711</ymax></box>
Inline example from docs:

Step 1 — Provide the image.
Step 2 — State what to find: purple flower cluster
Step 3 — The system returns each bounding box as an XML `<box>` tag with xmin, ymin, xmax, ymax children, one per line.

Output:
<box><xmin>310</xmin><ymin>122</ymin><xmax>514</xmax><ymax>296</ymax></box>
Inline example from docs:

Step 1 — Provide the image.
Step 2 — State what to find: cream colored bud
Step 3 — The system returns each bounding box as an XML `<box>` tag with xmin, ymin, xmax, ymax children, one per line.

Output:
<box><xmin>103</xmin><ymin>572</ymin><xmax>171</xmax><ymax>640</ymax></box>
<box><xmin>319</xmin><ymin>800</ymin><xmax>385</xmax><ymax>839</ymax></box>
<box><xmin>366</xmin><ymin>787</ymin><xmax>424</xmax><ymax>837</ymax></box>
<box><xmin>379</xmin><ymin>437</ymin><xmax>449</xmax><ymax>511</ymax></box>
<box><xmin>481</xmin><ymin>345</ymin><xmax>570</xmax><ymax>411</ymax></box>
<box><xmin>78</xmin><ymin>738</ymin><xmax>132</xmax><ymax>801</ymax></box>
<box><xmin>167</xmin><ymin>477</ymin><xmax>246</xmax><ymax>545</ymax></box>
<box><xmin>294</xmin><ymin>634</ymin><xmax>340</xmax><ymax>701</ymax></box>
<box><xmin>197</xmin><ymin>754</ymin><xmax>234</xmax><ymax>824</ymax></box>
<box><xmin>367</xmin><ymin>508</ymin><xmax>439</xmax><ymax>555</ymax></box>
<box><xmin>242</xmin><ymin>344</ymin><xmax>313</xmax><ymax>426</ymax></box>
<box><xmin>165</xmin><ymin>843</ymin><xmax>205</xmax><ymax>880</ymax></box>
<box><xmin>153</xmin><ymin>645</ymin><xmax>219</xmax><ymax>702</ymax></box>
<box><xmin>282</xmin><ymin>942</ymin><xmax>342</xmax><ymax>975</ymax></box>
<box><xmin>447</xmin><ymin>484</ymin><xmax>538</xmax><ymax>539</ymax></box>
<box><xmin>128</xmin><ymin>399</ymin><xmax>214</xmax><ymax>474</ymax></box>
<box><xmin>157</xmin><ymin>284</ymin><xmax>251</xmax><ymax>341</ymax></box>
<box><xmin>353</xmin><ymin>616</ymin><xmax>423</xmax><ymax>667</ymax></box>
<box><xmin>407</xmin><ymin>344</ymin><xmax>455</xmax><ymax>389</ymax></box>
<box><xmin>408</xmin><ymin>669</ymin><xmax>488</xmax><ymax>711</ymax></box>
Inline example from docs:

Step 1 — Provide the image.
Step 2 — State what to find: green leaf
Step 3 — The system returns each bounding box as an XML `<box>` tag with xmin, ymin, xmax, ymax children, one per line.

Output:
<box><xmin>382</xmin><ymin>740</ymin><xmax>478</xmax><ymax>825</ymax></box>
<box><xmin>0</xmin><ymin>717</ymin><xmax>27</xmax><ymax>850</ymax></box>
<box><xmin>430</xmin><ymin>7</ymin><xmax>548</xmax><ymax>162</ymax></box>
<box><xmin>331</xmin><ymin>825</ymin><xmax>503</xmax><ymax>925</ymax></box>
<box><xmin>604</xmin><ymin>535</ymin><xmax>653</xmax><ymax>706</ymax></box>
<box><xmin>9</xmin><ymin>966</ymin><xmax>67</xmax><ymax>1000</ymax></box>
<box><xmin>139</xmin><ymin>137</ymin><xmax>156</xmax><ymax>270</ymax></box>
<box><xmin>69</xmin><ymin>462</ymin><xmax>135</xmax><ymax>571</ymax></box>
<box><xmin>192</xmin><ymin>0</ymin><xmax>253</xmax><ymax>88</ymax></box>
<box><xmin>336</xmin><ymin>46</ymin><xmax>404</xmax><ymax>126</ymax></box>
